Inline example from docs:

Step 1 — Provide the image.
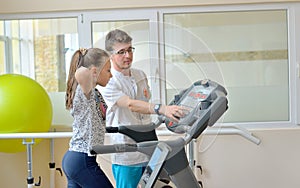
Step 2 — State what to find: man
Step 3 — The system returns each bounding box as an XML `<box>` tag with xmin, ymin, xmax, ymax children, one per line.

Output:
<box><xmin>100</xmin><ymin>29</ymin><xmax>184</xmax><ymax>188</ymax></box>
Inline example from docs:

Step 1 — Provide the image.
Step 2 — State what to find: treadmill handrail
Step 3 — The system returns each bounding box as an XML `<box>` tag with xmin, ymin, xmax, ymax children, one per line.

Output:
<box><xmin>90</xmin><ymin>143</ymin><xmax>137</xmax><ymax>155</ymax></box>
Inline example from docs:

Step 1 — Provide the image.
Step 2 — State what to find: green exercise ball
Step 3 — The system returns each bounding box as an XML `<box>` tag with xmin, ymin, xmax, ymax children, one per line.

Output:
<box><xmin>0</xmin><ymin>74</ymin><xmax>52</xmax><ymax>153</ymax></box>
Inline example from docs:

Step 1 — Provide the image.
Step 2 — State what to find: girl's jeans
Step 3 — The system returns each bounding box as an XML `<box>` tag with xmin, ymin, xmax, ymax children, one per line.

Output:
<box><xmin>62</xmin><ymin>150</ymin><xmax>113</xmax><ymax>188</ymax></box>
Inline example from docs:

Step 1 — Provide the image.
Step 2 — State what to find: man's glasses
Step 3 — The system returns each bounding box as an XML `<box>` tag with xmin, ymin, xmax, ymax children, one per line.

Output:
<box><xmin>113</xmin><ymin>47</ymin><xmax>135</xmax><ymax>56</ymax></box>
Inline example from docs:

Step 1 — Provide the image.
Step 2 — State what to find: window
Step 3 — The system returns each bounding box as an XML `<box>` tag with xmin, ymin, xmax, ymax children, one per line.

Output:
<box><xmin>0</xmin><ymin>21</ymin><xmax>5</xmax><ymax>74</ymax></box>
<box><xmin>0</xmin><ymin>42</ymin><xmax>4</xmax><ymax>74</ymax></box>
<box><xmin>163</xmin><ymin>9</ymin><xmax>289</xmax><ymax>123</ymax></box>
<box><xmin>0</xmin><ymin>17</ymin><xmax>78</xmax><ymax>92</ymax></box>
<box><xmin>1</xmin><ymin>3</ymin><xmax>300</xmax><ymax>125</ymax></box>
<box><xmin>84</xmin><ymin>9</ymin><xmax>160</xmax><ymax>102</ymax></box>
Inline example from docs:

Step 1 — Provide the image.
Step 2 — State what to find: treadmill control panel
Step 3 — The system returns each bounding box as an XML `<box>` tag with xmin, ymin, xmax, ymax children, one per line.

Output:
<box><xmin>165</xmin><ymin>79</ymin><xmax>226</xmax><ymax>133</ymax></box>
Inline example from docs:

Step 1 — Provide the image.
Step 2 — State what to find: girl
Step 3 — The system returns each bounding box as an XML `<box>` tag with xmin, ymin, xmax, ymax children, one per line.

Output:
<box><xmin>62</xmin><ymin>48</ymin><xmax>113</xmax><ymax>188</ymax></box>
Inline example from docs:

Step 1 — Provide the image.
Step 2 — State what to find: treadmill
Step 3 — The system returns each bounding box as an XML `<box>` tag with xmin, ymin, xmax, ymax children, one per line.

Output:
<box><xmin>91</xmin><ymin>79</ymin><xmax>228</xmax><ymax>188</ymax></box>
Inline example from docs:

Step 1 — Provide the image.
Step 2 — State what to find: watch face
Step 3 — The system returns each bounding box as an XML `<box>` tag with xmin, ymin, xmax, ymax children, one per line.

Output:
<box><xmin>154</xmin><ymin>104</ymin><xmax>161</xmax><ymax>114</ymax></box>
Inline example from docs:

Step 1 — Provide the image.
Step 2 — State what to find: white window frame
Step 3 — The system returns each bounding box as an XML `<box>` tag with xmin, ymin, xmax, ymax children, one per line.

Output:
<box><xmin>0</xmin><ymin>2</ymin><xmax>299</xmax><ymax>128</ymax></box>
<box><xmin>157</xmin><ymin>3</ymin><xmax>300</xmax><ymax>128</ymax></box>
<box><xmin>0</xmin><ymin>12</ymin><xmax>81</xmax><ymax>79</ymax></box>
<box><xmin>1</xmin><ymin>38</ymin><xmax>9</xmax><ymax>73</ymax></box>
<box><xmin>81</xmin><ymin>9</ymin><xmax>161</xmax><ymax>103</ymax></box>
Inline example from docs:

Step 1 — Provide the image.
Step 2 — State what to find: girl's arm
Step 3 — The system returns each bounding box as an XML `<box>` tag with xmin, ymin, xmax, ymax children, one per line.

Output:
<box><xmin>75</xmin><ymin>67</ymin><xmax>94</xmax><ymax>98</ymax></box>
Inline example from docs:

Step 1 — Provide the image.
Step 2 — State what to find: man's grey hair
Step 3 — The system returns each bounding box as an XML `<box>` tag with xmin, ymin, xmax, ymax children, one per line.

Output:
<box><xmin>105</xmin><ymin>29</ymin><xmax>132</xmax><ymax>53</ymax></box>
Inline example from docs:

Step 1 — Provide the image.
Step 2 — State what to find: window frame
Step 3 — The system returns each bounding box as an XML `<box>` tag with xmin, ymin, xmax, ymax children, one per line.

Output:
<box><xmin>158</xmin><ymin>3</ymin><xmax>300</xmax><ymax>128</ymax></box>
<box><xmin>0</xmin><ymin>34</ymin><xmax>9</xmax><ymax>73</ymax></box>
<box><xmin>0</xmin><ymin>12</ymin><xmax>81</xmax><ymax>80</ymax></box>
<box><xmin>0</xmin><ymin>2</ymin><xmax>299</xmax><ymax>127</ymax></box>
<box><xmin>82</xmin><ymin>9</ymin><xmax>161</xmax><ymax>103</ymax></box>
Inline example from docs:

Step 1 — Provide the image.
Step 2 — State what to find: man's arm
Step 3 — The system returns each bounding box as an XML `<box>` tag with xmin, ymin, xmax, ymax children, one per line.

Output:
<box><xmin>116</xmin><ymin>95</ymin><xmax>185</xmax><ymax>122</ymax></box>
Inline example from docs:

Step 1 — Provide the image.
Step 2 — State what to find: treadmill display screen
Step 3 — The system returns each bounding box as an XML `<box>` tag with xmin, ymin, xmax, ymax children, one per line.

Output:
<box><xmin>165</xmin><ymin>83</ymin><xmax>214</xmax><ymax>133</ymax></box>
<box><xmin>178</xmin><ymin>84</ymin><xmax>212</xmax><ymax>109</ymax></box>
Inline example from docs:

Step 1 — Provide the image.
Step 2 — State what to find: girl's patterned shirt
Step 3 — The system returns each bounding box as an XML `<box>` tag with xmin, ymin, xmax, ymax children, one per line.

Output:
<box><xmin>69</xmin><ymin>85</ymin><xmax>106</xmax><ymax>156</ymax></box>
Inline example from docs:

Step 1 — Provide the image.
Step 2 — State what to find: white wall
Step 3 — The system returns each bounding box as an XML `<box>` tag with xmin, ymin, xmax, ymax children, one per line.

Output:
<box><xmin>196</xmin><ymin>127</ymin><xmax>300</xmax><ymax>188</ymax></box>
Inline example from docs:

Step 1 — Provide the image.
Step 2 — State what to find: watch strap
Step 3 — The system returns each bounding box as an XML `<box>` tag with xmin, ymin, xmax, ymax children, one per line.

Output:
<box><xmin>154</xmin><ymin>104</ymin><xmax>161</xmax><ymax>115</ymax></box>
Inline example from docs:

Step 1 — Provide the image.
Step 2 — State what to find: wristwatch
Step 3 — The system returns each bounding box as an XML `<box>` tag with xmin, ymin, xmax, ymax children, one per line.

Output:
<box><xmin>154</xmin><ymin>104</ymin><xmax>161</xmax><ymax>115</ymax></box>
